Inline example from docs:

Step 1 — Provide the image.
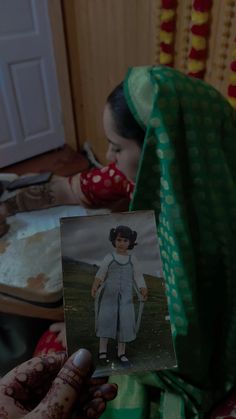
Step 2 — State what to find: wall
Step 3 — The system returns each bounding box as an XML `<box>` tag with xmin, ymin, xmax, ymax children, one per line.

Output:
<box><xmin>63</xmin><ymin>0</ymin><xmax>236</xmax><ymax>163</ymax></box>
<box><xmin>48</xmin><ymin>0</ymin><xmax>77</xmax><ymax>150</ymax></box>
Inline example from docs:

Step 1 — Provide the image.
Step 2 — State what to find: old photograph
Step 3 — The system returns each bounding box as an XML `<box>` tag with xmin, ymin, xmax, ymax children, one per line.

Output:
<box><xmin>60</xmin><ymin>210</ymin><xmax>176</xmax><ymax>377</ymax></box>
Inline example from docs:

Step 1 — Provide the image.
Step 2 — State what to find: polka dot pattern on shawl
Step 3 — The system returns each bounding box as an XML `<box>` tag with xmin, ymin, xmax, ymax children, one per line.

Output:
<box><xmin>130</xmin><ymin>66</ymin><xmax>236</xmax><ymax>393</ymax></box>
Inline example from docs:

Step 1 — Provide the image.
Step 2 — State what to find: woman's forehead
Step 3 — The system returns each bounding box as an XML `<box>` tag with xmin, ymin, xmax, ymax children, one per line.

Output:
<box><xmin>104</xmin><ymin>105</ymin><xmax>140</xmax><ymax>149</ymax></box>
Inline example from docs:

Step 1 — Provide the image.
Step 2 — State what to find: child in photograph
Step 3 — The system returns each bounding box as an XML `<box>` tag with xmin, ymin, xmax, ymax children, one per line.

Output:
<box><xmin>91</xmin><ymin>225</ymin><xmax>148</xmax><ymax>366</ymax></box>
<box><xmin>1</xmin><ymin>65</ymin><xmax>236</xmax><ymax>418</ymax></box>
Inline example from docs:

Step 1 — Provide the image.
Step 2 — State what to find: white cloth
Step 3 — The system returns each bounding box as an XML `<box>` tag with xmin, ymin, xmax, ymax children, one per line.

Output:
<box><xmin>0</xmin><ymin>174</ymin><xmax>88</xmax><ymax>318</ymax></box>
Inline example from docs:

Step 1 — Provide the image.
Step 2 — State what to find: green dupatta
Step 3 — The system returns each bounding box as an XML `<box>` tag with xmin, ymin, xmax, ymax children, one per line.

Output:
<box><xmin>102</xmin><ymin>66</ymin><xmax>236</xmax><ymax>418</ymax></box>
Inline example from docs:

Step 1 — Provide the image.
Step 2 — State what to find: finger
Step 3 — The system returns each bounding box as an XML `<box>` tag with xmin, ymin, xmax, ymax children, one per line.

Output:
<box><xmin>83</xmin><ymin>397</ymin><xmax>106</xmax><ymax>418</ymax></box>
<box><xmin>89</xmin><ymin>377</ymin><xmax>108</xmax><ymax>386</ymax></box>
<box><xmin>0</xmin><ymin>352</ymin><xmax>67</xmax><ymax>400</ymax></box>
<box><xmin>26</xmin><ymin>348</ymin><xmax>94</xmax><ymax>418</ymax></box>
<box><xmin>74</xmin><ymin>377</ymin><xmax>108</xmax><ymax>408</ymax></box>
<box><xmin>90</xmin><ymin>383</ymin><xmax>118</xmax><ymax>401</ymax></box>
<box><xmin>76</xmin><ymin>383</ymin><xmax>117</xmax><ymax>418</ymax></box>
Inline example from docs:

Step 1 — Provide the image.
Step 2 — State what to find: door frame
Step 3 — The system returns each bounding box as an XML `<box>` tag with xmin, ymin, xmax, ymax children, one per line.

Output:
<box><xmin>48</xmin><ymin>0</ymin><xmax>77</xmax><ymax>151</ymax></box>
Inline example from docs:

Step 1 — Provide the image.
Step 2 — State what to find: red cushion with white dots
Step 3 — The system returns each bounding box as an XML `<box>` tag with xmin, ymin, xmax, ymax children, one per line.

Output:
<box><xmin>80</xmin><ymin>163</ymin><xmax>134</xmax><ymax>206</ymax></box>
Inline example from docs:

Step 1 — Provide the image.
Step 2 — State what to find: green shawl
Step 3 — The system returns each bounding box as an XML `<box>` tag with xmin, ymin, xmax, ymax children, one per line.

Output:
<box><xmin>102</xmin><ymin>66</ymin><xmax>236</xmax><ymax>418</ymax></box>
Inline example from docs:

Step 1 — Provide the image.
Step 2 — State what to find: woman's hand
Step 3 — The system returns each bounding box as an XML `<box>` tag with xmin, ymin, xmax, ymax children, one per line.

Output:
<box><xmin>0</xmin><ymin>348</ymin><xmax>117</xmax><ymax>418</ymax></box>
<box><xmin>140</xmin><ymin>287</ymin><xmax>148</xmax><ymax>301</ymax></box>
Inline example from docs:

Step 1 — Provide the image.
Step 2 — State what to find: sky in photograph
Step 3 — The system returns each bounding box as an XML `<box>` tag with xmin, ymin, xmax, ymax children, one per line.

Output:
<box><xmin>60</xmin><ymin>210</ymin><xmax>163</xmax><ymax>276</ymax></box>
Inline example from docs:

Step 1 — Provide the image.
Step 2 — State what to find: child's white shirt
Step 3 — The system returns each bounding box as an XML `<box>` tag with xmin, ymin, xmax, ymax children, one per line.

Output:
<box><xmin>95</xmin><ymin>252</ymin><xmax>147</xmax><ymax>289</ymax></box>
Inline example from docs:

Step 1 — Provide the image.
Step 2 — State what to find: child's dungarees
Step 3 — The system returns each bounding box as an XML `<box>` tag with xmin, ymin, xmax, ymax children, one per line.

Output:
<box><xmin>96</xmin><ymin>254</ymin><xmax>137</xmax><ymax>342</ymax></box>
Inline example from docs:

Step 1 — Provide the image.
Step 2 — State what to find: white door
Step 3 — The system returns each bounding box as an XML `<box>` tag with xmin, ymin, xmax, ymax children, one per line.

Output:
<box><xmin>0</xmin><ymin>0</ymin><xmax>65</xmax><ymax>168</ymax></box>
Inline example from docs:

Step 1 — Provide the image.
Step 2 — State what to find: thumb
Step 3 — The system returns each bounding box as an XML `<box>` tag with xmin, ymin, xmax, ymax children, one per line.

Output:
<box><xmin>26</xmin><ymin>349</ymin><xmax>94</xmax><ymax>418</ymax></box>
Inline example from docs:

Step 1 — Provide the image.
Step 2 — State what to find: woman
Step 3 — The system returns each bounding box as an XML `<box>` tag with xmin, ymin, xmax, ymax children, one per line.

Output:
<box><xmin>102</xmin><ymin>66</ymin><xmax>236</xmax><ymax>418</ymax></box>
<box><xmin>2</xmin><ymin>65</ymin><xmax>236</xmax><ymax>417</ymax></box>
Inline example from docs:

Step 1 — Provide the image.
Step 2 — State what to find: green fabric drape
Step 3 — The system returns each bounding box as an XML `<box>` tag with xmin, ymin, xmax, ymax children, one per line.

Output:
<box><xmin>103</xmin><ymin>66</ymin><xmax>236</xmax><ymax>418</ymax></box>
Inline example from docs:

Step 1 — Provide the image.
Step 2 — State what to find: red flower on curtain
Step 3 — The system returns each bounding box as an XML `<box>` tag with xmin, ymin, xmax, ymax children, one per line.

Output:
<box><xmin>159</xmin><ymin>0</ymin><xmax>177</xmax><ymax>67</ymax></box>
<box><xmin>188</xmin><ymin>0</ymin><xmax>212</xmax><ymax>79</ymax></box>
<box><xmin>228</xmin><ymin>38</ymin><xmax>236</xmax><ymax>109</ymax></box>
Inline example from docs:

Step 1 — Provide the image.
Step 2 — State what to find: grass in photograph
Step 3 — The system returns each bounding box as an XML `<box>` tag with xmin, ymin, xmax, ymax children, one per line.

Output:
<box><xmin>63</xmin><ymin>259</ymin><xmax>176</xmax><ymax>376</ymax></box>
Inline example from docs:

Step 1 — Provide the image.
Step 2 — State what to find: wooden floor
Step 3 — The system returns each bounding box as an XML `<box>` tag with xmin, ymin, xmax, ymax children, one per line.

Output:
<box><xmin>1</xmin><ymin>145</ymin><xmax>90</xmax><ymax>176</ymax></box>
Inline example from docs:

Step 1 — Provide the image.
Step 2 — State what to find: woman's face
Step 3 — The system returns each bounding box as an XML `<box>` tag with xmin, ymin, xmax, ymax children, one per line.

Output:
<box><xmin>103</xmin><ymin>105</ymin><xmax>141</xmax><ymax>181</ymax></box>
<box><xmin>115</xmin><ymin>234</ymin><xmax>130</xmax><ymax>254</ymax></box>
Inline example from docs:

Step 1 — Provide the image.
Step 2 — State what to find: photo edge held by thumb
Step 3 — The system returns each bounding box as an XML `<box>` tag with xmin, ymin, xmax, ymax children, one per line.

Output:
<box><xmin>57</xmin><ymin>348</ymin><xmax>94</xmax><ymax>393</ymax></box>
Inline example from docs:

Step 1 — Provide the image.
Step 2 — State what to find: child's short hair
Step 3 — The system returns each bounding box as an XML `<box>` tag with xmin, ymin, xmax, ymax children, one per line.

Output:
<box><xmin>109</xmin><ymin>225</ymin><xmax>137</xmax><ymax>249</ymax></box>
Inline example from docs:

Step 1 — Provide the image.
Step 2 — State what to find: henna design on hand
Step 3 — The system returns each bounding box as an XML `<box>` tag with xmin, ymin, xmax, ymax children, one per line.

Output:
<box><xmin>17</xmin><ymin>183</ymin><xmax>56</xmax><ymax>212</ymax></box>
<box><xmin>57</xmin><ymin>364</ymin><xmax>83</xmax><ymax>393</ymax></box>
<box><xmin>0</xmin><ymin>353</ymin><xmax>66</xmax><ymax>413</ymax></box>
<box><xmin>0</xmin><ymin>352</ymin><xmax>117</xmax><ymax>419</ymax></box>
<box><xmin>3</xmin><ymin>182</ymin><xmax>56</xmax><ymax>215</ymax></box>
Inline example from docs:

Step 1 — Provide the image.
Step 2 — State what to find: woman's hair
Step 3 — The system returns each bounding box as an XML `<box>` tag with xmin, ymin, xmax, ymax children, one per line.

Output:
<box><xmin>109</xmin><ymin>225</ymin><xmax>137</xmax><ymax>250</ymax></box>
<box><xmin>106</xmin><ymin>82</ymin><xmax>145</xmax><ymax>148</ymax></box>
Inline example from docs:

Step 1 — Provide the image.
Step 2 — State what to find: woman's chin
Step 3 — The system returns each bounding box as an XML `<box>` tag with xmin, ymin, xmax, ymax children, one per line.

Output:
<box><xmin>115</xmin><ymin>164</ymin><xmax>136</xmax><ymax>182</ymax></box>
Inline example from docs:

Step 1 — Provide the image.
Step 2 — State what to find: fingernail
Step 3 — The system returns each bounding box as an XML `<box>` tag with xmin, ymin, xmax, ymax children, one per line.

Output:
<box><xmin>73</xmin><ymin>348</ymin><xmax>92</xmax><ymax>370</ymax></box>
